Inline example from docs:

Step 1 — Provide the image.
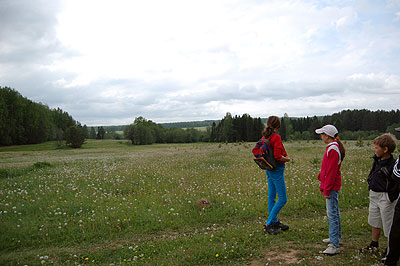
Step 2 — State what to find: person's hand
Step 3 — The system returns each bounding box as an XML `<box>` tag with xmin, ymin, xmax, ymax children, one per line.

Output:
<box><xmin>320</xmin><ymin>191</ymin><xmax>330</xmax><ymax>199</ymax></box>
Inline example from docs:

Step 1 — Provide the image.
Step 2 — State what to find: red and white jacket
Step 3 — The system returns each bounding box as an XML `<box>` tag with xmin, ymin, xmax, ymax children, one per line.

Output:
<box><xmin>318</xmin><ymin>141</ymin><xmax>342</xmax><ymax>196</ymax></box>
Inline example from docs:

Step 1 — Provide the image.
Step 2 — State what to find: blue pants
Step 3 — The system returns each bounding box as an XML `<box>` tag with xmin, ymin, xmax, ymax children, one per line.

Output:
<box><xmin>266</xmin><ymin>164</ymin><xmax>287</xmax><ymax>226</ymax></box>
<box><xmin>326</xmin><ymin>190</ymin><xmax>342</xmax><ymax>248</ymax></box>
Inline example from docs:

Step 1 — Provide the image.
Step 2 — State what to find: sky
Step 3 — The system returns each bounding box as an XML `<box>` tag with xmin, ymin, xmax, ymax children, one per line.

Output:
<box><xmin>1</xmin><ymin>0</ymin><xmax>400</xmax><ymax>126</ymax></box>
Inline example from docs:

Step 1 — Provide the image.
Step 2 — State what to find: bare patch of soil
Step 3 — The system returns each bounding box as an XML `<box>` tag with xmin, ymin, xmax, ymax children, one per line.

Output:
<box><xmin>250</xmin><ymin>248</ymin><xmax>301</xmax><ymax>265</ymax></box>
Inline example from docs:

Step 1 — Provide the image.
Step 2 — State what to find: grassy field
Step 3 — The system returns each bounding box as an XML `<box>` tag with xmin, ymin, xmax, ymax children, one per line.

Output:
<box><xmin>0</xmin><ymin>139</ymin><xmax>398</xmax><ymax>265</ymax></box>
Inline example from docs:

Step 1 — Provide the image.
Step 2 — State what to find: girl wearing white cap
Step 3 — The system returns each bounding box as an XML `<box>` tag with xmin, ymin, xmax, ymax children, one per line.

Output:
<box><xmin>315</xmin><ymin>124</ymin><xmax>346</xmax><ymax>255</ymax></box>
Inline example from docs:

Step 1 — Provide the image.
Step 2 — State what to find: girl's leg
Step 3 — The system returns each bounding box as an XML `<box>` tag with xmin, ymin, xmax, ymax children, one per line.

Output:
<box><xmin>326</xmin><ymin>190</ymin><xmax>340</xmax><ymax>248</ymax></box>
<box><xmin>338</xmin><ymin>207</ymin><xmax>342</xmax><ymax>239</ymax></box>
<box><xmin>266</xmin><ymin>170</ymin><xmax>277</xmax><ymax>225</ymax></box>
<box><xmin>266</xmin><ymin>165</ymin><xmax>287</xmax><ymax>225</ymax></box>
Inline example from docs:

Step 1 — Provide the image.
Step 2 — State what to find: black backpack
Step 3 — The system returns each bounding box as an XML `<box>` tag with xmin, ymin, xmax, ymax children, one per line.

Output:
<box><xmin>252</xmin><ymin>139</ymin><xmax>277</xmax><ymax>171</ymax></box>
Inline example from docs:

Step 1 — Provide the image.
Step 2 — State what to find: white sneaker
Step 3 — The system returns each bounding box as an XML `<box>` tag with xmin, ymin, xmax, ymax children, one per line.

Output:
<box><xmin>322</xmin><ymin>243</ymin><xmax>340</xmax><ymax>255</ymax></box>
<box><xmin>322</xmin><ymin>238</ymin><xmax>343</xmax><ymax>245</ymax></box>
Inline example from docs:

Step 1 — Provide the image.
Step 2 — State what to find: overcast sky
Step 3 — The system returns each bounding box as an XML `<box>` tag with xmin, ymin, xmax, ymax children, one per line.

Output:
<box><xmin>1</xmin><ymin>0</ymin><xmax>400</xmax><ymax>126</ymax></box>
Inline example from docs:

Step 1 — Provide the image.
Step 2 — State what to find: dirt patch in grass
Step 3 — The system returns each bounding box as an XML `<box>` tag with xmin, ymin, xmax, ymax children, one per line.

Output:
<box><xmin>250</xmin><ymin>248</ymin><xmax>301</xmax><ymax>265</ymax></box>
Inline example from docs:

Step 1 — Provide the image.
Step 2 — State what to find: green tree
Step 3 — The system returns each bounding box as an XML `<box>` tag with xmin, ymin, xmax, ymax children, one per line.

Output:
<box><xmin>123</xmin><ymin>124</ymin><xmax>135</xmax><ymax>144</ymax></box>
<box><xmin>89</xmin><ymin>127</ymin><xmax>96</xmax><ymax>139</ymax></box>
<box><xmin>65</xmin><ymin>126</ymin><xmax>85</xmax><ymax>148</ymax></box>
<box><xmin>82</xmin><ymin>125</ymin><xmax>89</xmax><ymax>139</ymax></box>
<box><xmin>96</xmin><ymin>126</ymin><xmax>105</xmax><ymax>139</ymax></box>
<box><xmin>221</xmin><ymin>113</ymin><xmax>235</xmax><ymax>142</ymax></box>
<box><xmin>282</xmin><ymin>113</ymin><xmax>292</xmax><ymax>141</ymax></box>
<box><xmin>387</xmin><ymin>123</ymin><xmax>400</xmax><ymax>139</ymax></box>
<box><xmin>0</xmin><ymin>87</ymin><xmax>81</xmax><ymax>146</ymax></box>
<box><xmin>0</xmin><ymin>92</ymin><xmax>11</xmax><ymax>145</ymax></box>
<box><xmin>124</xmin><ymin>117</ymin><xmax>157</xmax><ymax>145</ymax></box>
<box><xmin>309</xmin><ymin>116</ymin><xmax>321</xmax><ymax>139</ymax></box>
<box><xmin>210</xmin><ymin>122</ymin><xmax>217</xmax><ymax>142</ymax></box>
<box><xmin>280</xmin><ymin>117</ymin><xmax>287</xmax><ymax>141</ymax></box>
<box><xmin>185</xmin><ymin>128</ymin><xmax>200</xmax><ymax>142</ymax></box>
<box><xmin>134</xmin><ymin>124</ymin><xmax>154</xmax><ymax>144</ymax></box>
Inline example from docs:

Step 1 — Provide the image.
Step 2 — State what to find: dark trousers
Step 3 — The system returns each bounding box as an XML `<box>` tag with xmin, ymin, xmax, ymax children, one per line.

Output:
<box><xmin>386</xmin><ymin>199</ymin><xmax>400</xmax><ymax>266</ymax></box>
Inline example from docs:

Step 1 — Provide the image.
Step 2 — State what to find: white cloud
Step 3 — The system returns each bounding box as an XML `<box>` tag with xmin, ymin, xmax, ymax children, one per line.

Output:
<box><xmin>1</xmin><ymin>0</ymin><xmax>399</xmax><ymax>125</ymax></box>
<box><xmin>347</xmin><ymin>73</ymin><xmax>400</xmax><ymax>93</ymax></box>
<box><xmin>395</xmin><ymin>11</ymin><xmax>400</xmax><ymax>21</ymax></box>
<box><xmin>54</xmin><ymin>0</ymin><xmax>360</xmax><ymax>86</ymax></box>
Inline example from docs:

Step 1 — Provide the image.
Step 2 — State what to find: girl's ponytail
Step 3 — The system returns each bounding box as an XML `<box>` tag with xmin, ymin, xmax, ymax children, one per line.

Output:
<box><xmin>262</xmin><ymin>116</ymin><xmax>281</xmax><ymax>139</ymax></box>
<box><xmin>335</xmin><ymin>135</ymin><xmax>346</xmax><ymax>160</ymax></box>
<box><xmin>262</xmin><ymin>127</ymin><xmax>274</xmax><ymax>139</ymax></box>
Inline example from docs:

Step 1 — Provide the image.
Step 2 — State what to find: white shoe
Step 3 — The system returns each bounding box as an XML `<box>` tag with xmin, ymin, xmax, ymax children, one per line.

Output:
<box><xmin>322</xmin><ymin>243</ymin><xmax>340</xmax><ymax>255</ymax></box>
<box><xmin>322</xmin><ymin>237</ymin><xmax>343</xmax><ymax>245</ymax></box>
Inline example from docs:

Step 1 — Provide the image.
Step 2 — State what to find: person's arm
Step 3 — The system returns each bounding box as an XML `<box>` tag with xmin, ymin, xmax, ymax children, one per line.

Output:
<box><xmin>392</xmin><ymin>156</ymin><xmax>400</xmax><ymax>184</ymax></box>
<box><xmin>271</xmin><ymin>134</ymin><xmax>289</xmax><ymax>161</ymax></box>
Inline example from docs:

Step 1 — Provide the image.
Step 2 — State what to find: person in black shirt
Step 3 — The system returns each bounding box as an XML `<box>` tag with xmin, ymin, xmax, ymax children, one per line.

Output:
<box><xmin>383</xmin><ymin>128</ymin><xmax>400</xmax><ymax>266</ymax></box>
<box><xmin>361</xmin><ymin>134</ymin><xmax>397</xmax><ymax>252</ymax></box>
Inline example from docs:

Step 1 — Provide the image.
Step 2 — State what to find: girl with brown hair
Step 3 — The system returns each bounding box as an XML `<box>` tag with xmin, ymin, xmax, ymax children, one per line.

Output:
<box><xmin>263</xmin><ymin>116</ymin><xmax>291</xmax><ymax>235</ymax></box>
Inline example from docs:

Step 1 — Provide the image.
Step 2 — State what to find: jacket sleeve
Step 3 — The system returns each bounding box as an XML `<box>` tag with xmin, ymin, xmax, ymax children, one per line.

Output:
<box><xmin>271</xmin><ymin>134</ymin><xmax>283</xmax><ymax>161</ymax></box>
<box><xmin>321</xmin><ymin>149</ymin><xmax>340</xmax><ymax>196</ymax></box>
<box><xmin>393</xmin><ymin>156</ymin><xmax>400</xmax><ymax>184</ymax></box>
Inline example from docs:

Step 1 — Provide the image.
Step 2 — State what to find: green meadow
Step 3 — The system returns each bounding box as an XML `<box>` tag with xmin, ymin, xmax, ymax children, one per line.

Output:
<box><xmin>0</xmin><ymin>139</ymin><xmax>397</xmax><ymax>265</ymax></box>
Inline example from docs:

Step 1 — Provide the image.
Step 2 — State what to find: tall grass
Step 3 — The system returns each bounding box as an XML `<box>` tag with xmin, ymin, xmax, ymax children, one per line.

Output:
<box><xmin>0</xmin><ymin>139</ymin><xmax>395</xmax><ymax>265</ymax></box>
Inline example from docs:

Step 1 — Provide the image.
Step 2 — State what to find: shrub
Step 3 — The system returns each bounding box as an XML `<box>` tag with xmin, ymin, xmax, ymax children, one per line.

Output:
<box><xmin>65</xmin><ymin>126</ymin><xmax>85</xmax><ymax>148</ymax></box>
<box><xmin>32</xmin><ymin>161</ymin><xmax>52</xmax><ymax>169</ymax></box>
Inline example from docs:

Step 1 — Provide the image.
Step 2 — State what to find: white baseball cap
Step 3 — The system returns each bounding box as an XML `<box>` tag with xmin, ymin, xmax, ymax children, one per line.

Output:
<box><xmin>396</xmin><ymin>127</ymin><xmax>400</xmax><ymax>132</ymax></box>
<box><xmin>315</xmin><ymin>125</ymin><xmax>338</xmax><ymax>138</ymax></box>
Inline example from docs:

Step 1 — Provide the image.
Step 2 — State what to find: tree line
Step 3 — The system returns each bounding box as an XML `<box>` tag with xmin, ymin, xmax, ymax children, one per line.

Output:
<box><xmin>123</xmin><ymin>110</ymin><xmax>399</xmax><ymax>145</ymax></box>
<box><xmin>280</xmin><ymin>109</ymin><xmax>400</xmax><ymax>141</ymax></box>
<box><xmin>0</xmin><ymin>87</ymin><xmax>85</xmax><ymax>147</ymax></box>
<box><xmin>2</xmin><ymin>87</ymin><xmax>399</xmax><ymax>147</ymax></box>
<box><xmin>161</xmin><ymin>120</ymin><xmax>216</xmax><ymax>129</ymax></box>
<box><xmin>122</xmin><ymin>114</ymin><xmax>264</xmax><ymax>145</ymax></box>
<box><xmin>209</xmin><ymin>113</ymin><xmax>264</xmax><ymax>142</ymax></box>
<box><xmin>123</xmin><ymin>117</ymin><xmax>210</xmax><ymax>145</ymax></box>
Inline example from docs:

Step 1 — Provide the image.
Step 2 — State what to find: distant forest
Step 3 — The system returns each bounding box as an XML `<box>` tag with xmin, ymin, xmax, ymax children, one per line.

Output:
<box><xmin>279</xmin><ymin>110</ymin><xmax>400</xmax><ymax>141</ymax></box>
<box><xmin>1</xmin><ymin>87</ymin><xmax>399</xmax><ymax>146</ymax></box>
<box><xmin>161</xmin><ymin>120</ymin><xmax>218</xmax><ymax>129</ymax></box>
<box><xmin>204</xmin><ymin>110</ymin><xmax>400</xmax><ymax>143</ymax></box>
<box><xmin>0</xmin><ymin>87</ymin><xmax>84</xmax><ymax>146</ymax></box>
<box><xmin>120</xmin><ymin>110</ymin><xmax>400</xmax><ymax>144</ymax></box>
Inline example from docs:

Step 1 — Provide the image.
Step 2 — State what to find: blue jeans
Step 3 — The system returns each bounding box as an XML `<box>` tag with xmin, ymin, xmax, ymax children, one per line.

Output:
<box><xmin>326</xmin><ymin>190</ymin><xmax>342</xmax><ymax>247</ymax></box>
<box><xmin>266</xmin><ymin>164</ymin><xmax>287</xmax><ymax>225</ymax></box>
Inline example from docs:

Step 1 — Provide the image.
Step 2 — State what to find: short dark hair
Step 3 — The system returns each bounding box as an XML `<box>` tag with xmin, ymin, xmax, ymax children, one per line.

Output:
<box><xmin>374</xmin><ymin>133</ymin><xmax>396</xmax><ymax>154</ymax></box>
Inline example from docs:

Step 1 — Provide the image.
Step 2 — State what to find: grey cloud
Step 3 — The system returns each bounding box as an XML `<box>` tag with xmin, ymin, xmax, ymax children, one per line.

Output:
<box><xmin>0</xmin><ymin>0</ymin><xmax>64</xmax><ymax>64</ymax></box>
<box><xmin>1</xmin><ymin>0</ymin><xmax>399</xmax><ymax>126</ymax></box>
<box><xmin>0</xmin><ymin>0</ymin><xmax>79</xmax><ymax>104</ymax></box>
<box><xmin>173</xmin><ymin>80</ymin><xmax>347</xmax><ymax>105</ymax></box>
